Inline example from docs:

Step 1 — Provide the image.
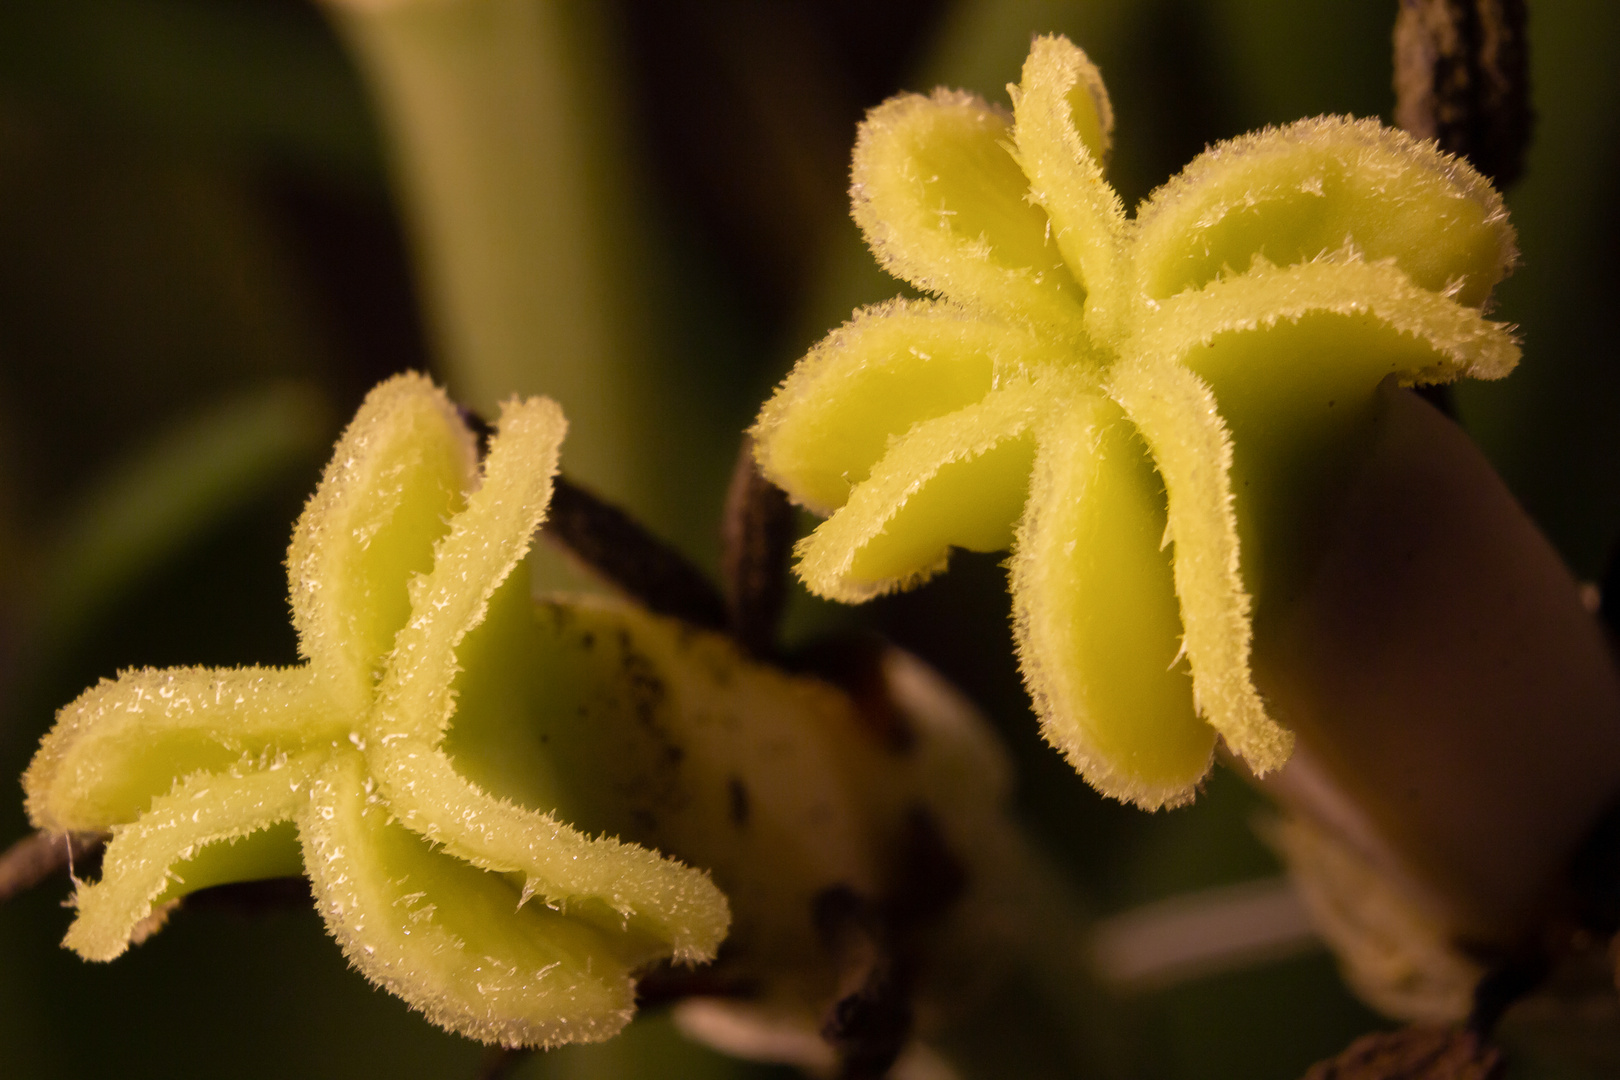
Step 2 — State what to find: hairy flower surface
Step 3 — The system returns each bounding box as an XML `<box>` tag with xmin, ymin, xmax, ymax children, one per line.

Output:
<box><xmin>24</xmin><ymin>374</ymin><xmax>729</xmax><ymax>1047</ymax></box>
<box><xmin>753</xmin><ymin>35</ymin><xmax>1519</xmax><ymax>808</ymax></box>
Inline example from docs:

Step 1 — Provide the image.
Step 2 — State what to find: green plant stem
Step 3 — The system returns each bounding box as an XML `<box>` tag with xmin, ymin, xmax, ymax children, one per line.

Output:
<box><xmin>324</xmin><ymin>0</ymin><xmax>670</xmax><ymax>529</ymax></box>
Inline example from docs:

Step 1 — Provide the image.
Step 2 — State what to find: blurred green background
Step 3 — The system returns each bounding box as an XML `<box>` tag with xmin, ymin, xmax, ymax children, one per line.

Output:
<box><xmin>0</xmin><ymin>1</ymin><xmax>1615</xmax><ymax>1077</ymax></box>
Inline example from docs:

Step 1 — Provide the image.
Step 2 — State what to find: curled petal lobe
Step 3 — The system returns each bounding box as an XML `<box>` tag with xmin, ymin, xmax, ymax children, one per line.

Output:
<box><xmin>1011</xmin><ymin>35</ymin><xmax>1129</xmax><ymax>333</ymax></box>
<box><xmin>300</xmin><ymin>753</ymin><xmax>639</xmax><ymax>1048</ymax></box>
<box><xmin>367</xmin><ymin>736</ymin><xmax>730</xmax><ymax>964</ymax></box>
<box><xmin>26</xmin><ymin>666</ymin><xmax>345</xmax><ymax>832</ymax></box>
<box><xmin>852</xmin><ymin>89</ymin><xmax>1084</xmax><ymax>333</ymax></box>
<box><xmin>1137</xmin><ymin>257</ymin><xmax>1520</xmax><ymax>387</ymax></box>
<box><xmin>66</xmin><ymin>753</ymin><xmax>323</xmax><ymax>961</ymax></box>
<box><xmin>1012</xmin><ymin>396</ymin><xmax>1214</xmax><ymax>808</ymax></box>
<box><xmin>1018</xmin><ymin>34</ymin><xmax>1113</xmax><ymax>163</ymax></box>
<box><xmin>1108</xmin><ymin>358</ymin><xmax>1292</xmax><ymax>774</ymax></box>
<box><xmin>374</xmin><ymin>394</ymin><xmax>566</xmax><ymax>745</ymax></box>
<box><xmin>1133</xmin><ymin>117</ymin><xmax>1517</xmax><ymax>308</ymax></box>
<box><xmin>795</xmin><ymin>381</ymin><xmax>1043</xmax><ymax>603</ymax></box>
<box><xmin>288</xmin><ymin>373</ymin><xmax>477</xmax><ymax>709</ymax></box>
<box><xmin>753</xmin><ymin>300</ymin><xmax>1060</xmax><ymax>515</ymax></box>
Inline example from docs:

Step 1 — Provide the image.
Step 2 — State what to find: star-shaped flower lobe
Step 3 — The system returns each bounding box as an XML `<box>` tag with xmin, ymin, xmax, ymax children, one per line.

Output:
<box><xmin>24</xmin><ymin>373</ymin><xmax>730</xmax><ymax>1047</ymax></box>
<box><xmin>753</xmin><ymin>35</ymin><xmax>1518</xmax><ymax>809</ymax></box>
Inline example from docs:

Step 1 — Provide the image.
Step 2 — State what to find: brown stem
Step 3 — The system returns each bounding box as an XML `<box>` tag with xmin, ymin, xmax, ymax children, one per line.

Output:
<box><xmin>719</xmin><ymin>434</ymin><xmax>795</xmax><ymax>657</ymax></box>
<box><xmin>813</xmin><ymin>885</ymin><xmax>912</xmax><ymax>1080</ymax></box>
<box><xmin>1394</xmin><ymin>0</ymin><xmax>1532</xmax><ymax>421</ymax></box>
<box><xmin>634</xmin><ymin>959</ymin><xmax>758</xmax><ymax>1008</ymax></box>
<box><xmin>542</xmin><ymin>475</ymin><xmax>729</xmax><ymax>631</ymax></box>
<box><xmin>460</xmin><ymin>407</ymin><xmax>730</xmax><ymax>629</ymax></box>
<box><xmin>1393</xmin><ymin>0</ymin><xmax>1532</xmax><ymax>188</ymax></box>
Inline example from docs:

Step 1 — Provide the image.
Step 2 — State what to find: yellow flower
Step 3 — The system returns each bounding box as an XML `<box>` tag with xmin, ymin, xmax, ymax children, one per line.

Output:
<box><xmin>24</xmin><ymin>373</ymin><xmax>729</xmax><ymax>1046</ymax></box>
<box><xmin>753</xmin><ymin>35</ymin><xmax>1519</xmax><ymax>809</ymax></box>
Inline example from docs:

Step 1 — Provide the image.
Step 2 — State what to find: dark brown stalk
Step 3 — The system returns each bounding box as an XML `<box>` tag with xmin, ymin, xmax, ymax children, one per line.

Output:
<box><xmin>542</xmin><ymin>475</ymin><xmax>729</xmax><ymax>631</ymax></box>
<box><xmin>1394</xmin><ymin>0</ymin><xmax>1532</xmax><ymax>188</ymax></box>
<box><xmin>1393</xmin><ymin>0</ymin><xmax>1532</xmax><ymax>420</ymax></box>
<box><xmin>460</xmin><ymin>407</ymin><xmax>730</xmax><ymax>629</ymax></box>
<box><xmin>814</xmin><ymin>885</ymin><xmax>912</xmax><ymax>1080</ymax></box>
<box><xmin>718</xmin><ymin>434</ymin><xmax>795</xmax><ymax>657</ymax></box>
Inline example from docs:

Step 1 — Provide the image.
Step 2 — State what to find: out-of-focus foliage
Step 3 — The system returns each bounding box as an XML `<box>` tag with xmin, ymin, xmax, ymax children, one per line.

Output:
<box><xmin>0</xmin><ymin>1</ymin><xmax>1617</xmax><ymax>1078</ymax></box>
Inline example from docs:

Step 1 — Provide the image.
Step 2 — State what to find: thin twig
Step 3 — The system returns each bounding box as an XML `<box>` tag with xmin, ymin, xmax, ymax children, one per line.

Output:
<box><xmin>0</xmin><ymin>830</ymin><xmax>104</xmax><ymax>904</ymax></box>
<box><xmin>542</xmin><ymin>475</ymin><xmax>729</xmax><ymax>631</ymax></box>
<box><xmin>719</xmin><ymin>434</ymin><xmax>795</xmax><ymax>657</ymax></box>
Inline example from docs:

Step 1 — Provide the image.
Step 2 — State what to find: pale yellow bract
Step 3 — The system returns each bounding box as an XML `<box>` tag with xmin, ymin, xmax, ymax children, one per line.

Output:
<box><xmin>753</xmin><ymin>35</ymin><xmax>1519</xmax><ymax>809</ymax></box>
<box><xmin>24</xmin><ymin>373</ymin><xmax>730</xmax><ymax>1047</ymax></box>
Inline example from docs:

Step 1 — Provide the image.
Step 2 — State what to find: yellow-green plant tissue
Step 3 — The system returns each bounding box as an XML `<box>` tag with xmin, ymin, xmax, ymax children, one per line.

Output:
<box><xmin>25</xmin><ymin>374</ymin><xmax>730</xmax><ymax>1047</ymax></box>
<box><xmin>753</xmin><ymin>35</ymin><xmax>1519</xmax><ymax>810</ymax></box>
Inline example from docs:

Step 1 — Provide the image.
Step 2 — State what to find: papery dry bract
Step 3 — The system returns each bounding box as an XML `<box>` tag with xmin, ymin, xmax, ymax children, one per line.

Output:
<box><xmin>753</xmin><ymin>34</ymin><xmax>1519</xmax><ymax>809</ymax></box>
<box><xmin>24</xmin><ymin>373</ymin><xmax>730</xmax><ymax>1047</ymax></box>
<box><xmin>1264</xmin><ymin>812</ymin><xmax>1484</xmax><ymax>1024</ymax></box>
